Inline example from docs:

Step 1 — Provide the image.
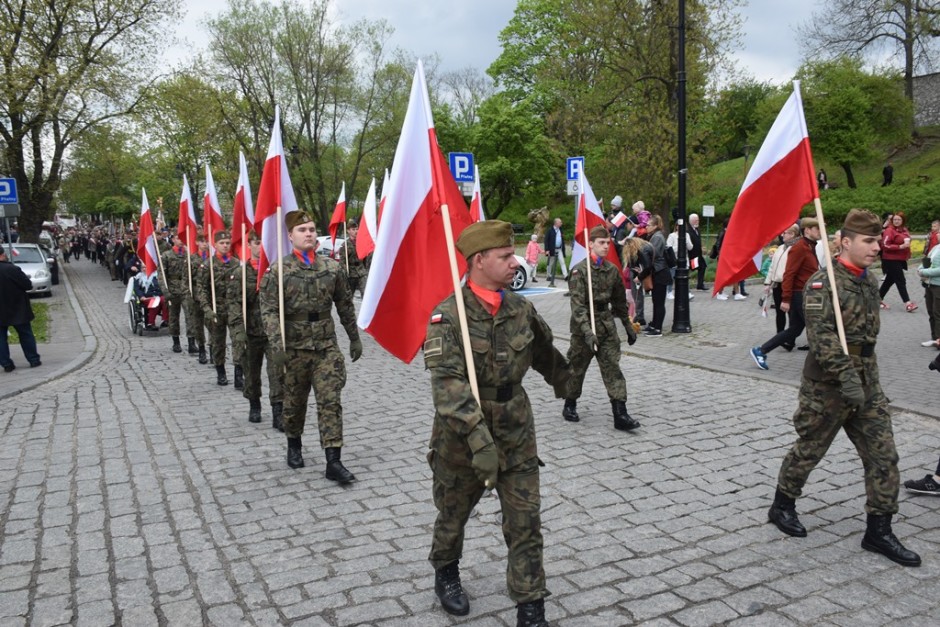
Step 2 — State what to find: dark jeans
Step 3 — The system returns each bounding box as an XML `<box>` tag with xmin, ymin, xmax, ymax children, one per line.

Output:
<box><xmin>761</xmin><ymin>292</ymin><xmax>805</xmax><ymax>354</ymax></box>
<box><xmin>651</xmin><ymin>282</ymin><xmax>668</xmax><ymax>331</ymax></box>
<box><xmin>926</xmin><ymin>284</ymin><xmax>940</xmax><ymax>340</ymax></box>
<box><xmin>772</xmin><ymin>285</ymin><xmax>786</xmax><ymax>333</ymax></box>
<box><xmin>695</xmin><ymin>258</ymin><xmax>707</xmax><ymax>289</ymax></box>
<box><xmin>0</xmin><ymin>323</ymin><xmax>40</xmax><ymax>367</ymax></box>
<box><xmin>879</xmin><ymin>259</ymin><xmax>910</xmax><ymax>303</ymax></box>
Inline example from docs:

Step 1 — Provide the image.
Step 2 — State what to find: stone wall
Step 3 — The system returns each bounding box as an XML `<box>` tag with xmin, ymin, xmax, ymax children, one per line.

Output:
<box><xmin>913</xmin><ymin>72</ymin><xmax>940</xmax><ymax>127</ymax></box>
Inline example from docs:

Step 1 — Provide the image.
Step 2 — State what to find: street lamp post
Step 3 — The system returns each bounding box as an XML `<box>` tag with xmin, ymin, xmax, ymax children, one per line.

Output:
<box><xmin>672</xmin><ymin>0</ymin><xmax>691</xmax><ymax>333</ymax></box>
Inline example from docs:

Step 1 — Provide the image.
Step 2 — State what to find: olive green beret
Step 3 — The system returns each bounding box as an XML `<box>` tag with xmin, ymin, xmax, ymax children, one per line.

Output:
<box><xmin>842</xmin><ymin>209</ymin><xmax>882</xmax><ymax>236</ymax></box>
<box><xmin>285</xmin><ymin>211</ymin><xmax>315</xmax><ymax>232</ymax></box>
<box><xmin>457</xmin><ymin>220</ymin><xmax>515</xmax><ymax>258</ymax></box>
<box><xmin>213</xmin><ymin>230</ymin><xmax>231</xmax><ymax>243</ymax></box>
<box><xmin>589</xmin><ymin>225</ymin><xmax>610</xmax><ymax>241</ymax></box>
<box><xmin>800</xmin><ymin>217</ymin><xmax>818</xmax><ymax>230</ymax></box>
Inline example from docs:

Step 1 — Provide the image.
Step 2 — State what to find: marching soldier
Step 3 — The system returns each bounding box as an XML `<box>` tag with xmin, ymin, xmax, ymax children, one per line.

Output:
<box><xmin>228</xmin><ymin>232</ymin><xmax>283</xmax><ymax>428</ymax></box>
<box><xmin>197</xmin><ymin>231</ymin><xmax>240</xmax><ymax>385</ymax></box>
<box><xmin>335</xmin><ymin>217</ymin><xmax>367</xmax><ymax>297</ymax></box>
<box><xmin>259</xmin><ymin>211</ymin><xmax>362</xmax><ymax>480</ymax></box>
<box><xmin>562</xmin><ymin>225</ymin><xmax>639</xmax><ymax>430</ymax></box>
<box><xmin>424</xmin><ymin>220</ymin><xmax>569</xmax><ymax>627</ymax></box>
<box><xmin>159</xmin><ymin>234</ymin><xmax>196</xmax><ymax>355</ymax></box>
<box><xmin>768</xmin><ymin>209</ymin><xmax>920</xmax><ymax>567</ymax></box>
<box><xmin>190</xmin><ymin>235</ymin><xmax>210</xmax><ymax>364</ymax></box>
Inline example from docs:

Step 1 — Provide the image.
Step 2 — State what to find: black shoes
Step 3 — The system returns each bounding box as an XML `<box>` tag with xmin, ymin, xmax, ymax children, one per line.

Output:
<box><xmin>517</xmin><ymin>599</ymin><xmax>549</xmax><ymax>627</ymax></box>
<box><xmin>325</xmin><ymin>447</ymin><xmax>356</xmax><ymax>484</ymax></box>
<box><xmin>216</xmin><ymin>366</ymin><xmax>228</xmax><ymax>386</ymax></box>
<box><xmin>612</xmin><ymin>400</ymin><xmax>640</xmax><ymax>431</ymax></box>
<box><xmin>29</xmin><ymin>361</ymin><xmax>41</xmax><ymax>368</ymax></box>
<box><xmin>172</xmin><ymin>336</ymin><xmax>182</xmax><ymax>353</ymax></box>
<box><xmin>861</xmin><ymin>514</ymin><xmax>921</xmax><ymax>566</ymax></box>
<box><xmin>271</xmin><ymin>402</ymin><xmax>284</xmax><ymax>432</ymax></box>
<box><xmin>2</xmin><ymin>364</ymin><xmax>14</xmax><ymax>373</ymax></box>
<box><xmin>197</xmin><ymin>345</ymin><xmax>208</xmax><ymax>364</ymax></box>
<box><xmin>562</xmin><ymin>399</ymin><xmax>579</xmax><ymax>422</ymax></box>
<box><xmin>233</xmin><ymin>365</ymin><xmax>244</xmax><ymax>390</ymax></box>
<box><xmin>768</xmin><ymin>489</ymin><xmax>807</xmax><ymax>537</ymax></box>
<box><xmin>187</xmin><ymin>337</ymin><xmax>198</xmax><ymax>354</ymax></box>
<box><xmin>287</xmin><ymin>437</ymin><xmax>304</xmax><ymax>468</ymax></box>
<box><xmin>248</xmin><ymin>398</ymin><xmax>262</xmax><ymax>423</ymax></box>
<box><xmin>434</xmin><ymin>561</ymin><xmax>469</xmax><ymax>616</ymax></box>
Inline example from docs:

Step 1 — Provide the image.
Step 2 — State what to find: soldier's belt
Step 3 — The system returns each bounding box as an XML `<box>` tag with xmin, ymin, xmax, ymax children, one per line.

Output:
<box><xmin>478</xmin><ymin>384</ymin><xmax>523</xmax><ymax>402</ymax></box>
<box><xmin>592</xmin><ymin>301</ymin><xmax>610</xmax><ymax>311</ymax></box>
<box><xmin>846</xmin><ymin>343</ymin><xmax>875</xmax><ymax>357</ymax></box>
<box><xmin>285</xmin><ymin>309</ymin><xmax>332</xmax><ymax>322</ymax></box>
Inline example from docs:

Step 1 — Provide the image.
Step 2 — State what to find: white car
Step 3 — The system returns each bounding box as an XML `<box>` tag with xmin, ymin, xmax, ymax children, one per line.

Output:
<box><xmin>316</xmin><ymin>235</ymin><xmax>344</xmax><ymax>259</ymax></box>
<box><xmin>8</xmin><ymin>243</ymin><xmax>53</xmax><ymax>296</ymax></box>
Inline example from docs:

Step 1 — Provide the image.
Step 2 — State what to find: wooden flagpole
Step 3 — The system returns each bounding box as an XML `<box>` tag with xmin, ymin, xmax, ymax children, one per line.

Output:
<box><xmin>185</xmin><ymin>225</ymin><xmax>193</xmax><ymax>295</ymax></box>
<box><xmin>583</xmin><ymin>226</ymin><xmax>597</xmax><ymax>344</ymax></box>
<box><xmin>813</xmin><ymin>198</ymin><xmax>849</xmax><ymax>355</ymax></box>
<box><xmin>241</xmin><ymin>223</ymin><xmax>248</xmax><ymax>332</ymax></box>
<box><xmin>276</xmin><ymin>205</ymin><xmax>286</xmax><ymax>351</ymax></box>
<box><xmin>208</xmin><ymin>225</ymin><xmax>217</xmax><ymax>315</ymax></box>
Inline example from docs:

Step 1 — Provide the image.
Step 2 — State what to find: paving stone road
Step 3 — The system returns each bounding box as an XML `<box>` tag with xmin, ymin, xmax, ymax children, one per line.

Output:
<box><xmin>1</xmin><ymin>260</ymin><xmax>940</xmax><ymax>626</ymax></box>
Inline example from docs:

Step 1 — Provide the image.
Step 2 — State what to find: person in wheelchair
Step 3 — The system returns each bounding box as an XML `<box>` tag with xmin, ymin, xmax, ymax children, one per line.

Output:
<box><xmin>130</xmin><ymin>265</ymin><xmax>169</xmax><ymax>331</ymax></box>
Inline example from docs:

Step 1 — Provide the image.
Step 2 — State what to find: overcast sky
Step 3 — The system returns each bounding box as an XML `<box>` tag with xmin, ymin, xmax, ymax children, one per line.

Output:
<box><xmin>170</xmin><ymin>0</ymin><xmax>822</xmax><ymax>85</ymax></box>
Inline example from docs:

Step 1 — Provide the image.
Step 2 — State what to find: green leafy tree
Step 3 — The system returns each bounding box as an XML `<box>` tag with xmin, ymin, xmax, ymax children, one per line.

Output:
<box><xmin>60</xmin><ymin>125</ymin><xmax>144</xmax><ymax>219</ymax></box>
<box><xmin>698</xmin><ymin>80</ymin><xmax>776</xmax><ymax>163</ymax></box>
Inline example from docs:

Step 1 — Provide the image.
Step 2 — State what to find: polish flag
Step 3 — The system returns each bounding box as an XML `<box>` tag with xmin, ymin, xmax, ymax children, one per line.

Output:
<box><xmin>177</xmin><ymin>175</ymin><xmax>197</xmax><ymax>250</ymax></box>
<box><xmin>358</xmin><ymin>61</ymin><xmax>473</xmax><ymax>363</ymax></box>
<box><xmin>328</xmin><ymin>182</ymin><xmax>346</xmax><ymax>252</ymax></box>
<box><xmin>571</xmin><ymin>168</ymin><xmax>621</xmax><ymax>271</ymax></box>
<box><xmin>714</xmin><ymin>82</ymin><xmax>818</xmax><ymax>294</ymax></box>
<box><xmin>203</xmin><ymin>164</ymin><xmax>226</xmax><ymax>254</ymax></box>
<box><xmin>253</xmin><ymin>105</ymin><xmax>298</xmax><ymax>288</ymax></box>
<box><xmin>468</xmin><ymin>165</ymin><xmax>486</xmax><ymax>222</ymax></box>
<box><xmin>378</xmin><ymin>168</ymin><xmax>389</xmax><ymax>227</ymax></box>
<box><xmin>356</xmin><ymin>177</ymin><xmax>378</xmax><ymax>260</ymax></box>
<box><xmin>230</xmin><ymin>151</ymin><xmax>255</xmax><ymax>260</ymax></box>
<box><xmin>137</xmin><ymin>188</ymin><xmax>159</xmax><ymax>276</ymax></box>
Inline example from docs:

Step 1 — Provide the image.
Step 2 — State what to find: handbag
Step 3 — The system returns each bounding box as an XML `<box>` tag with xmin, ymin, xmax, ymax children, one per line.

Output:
<box><xmin>642</xmin><ymin>275</ymin><xmax>653</xmax><ymax>291</ymax></box>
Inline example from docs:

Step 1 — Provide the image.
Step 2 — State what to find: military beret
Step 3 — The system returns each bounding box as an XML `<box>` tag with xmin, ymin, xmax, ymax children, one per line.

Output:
<box><xmin>457</xmin><ymin>220</ymin><xmax>515</xmax><ymax>258</ymax></box>
<box><xmin>213</xmin><ymin>230</ymin><xmax>231</xmax><ymax>243</ymax></box>
<box><xmin>347</xmin><ymin>217</ymin><xmax>359</xmax><ymax>228</ymax></box>
<box><xmin>842</xmin><ymin>209</ymin><xmax>882</xmax><ymax>236</ymax></box>
<box><xmin>800</xmin><ymin>217</ymin><xmax>819</xmax><ymax>230</ymax></box>
<box><xmin>589</xmin><ymin>225</ymin><xmax>610</xmax><ymax>241</ymax></box>
<box><xmin>285</xmin><ymin>211</ymin><xmax>315</xmax><ymax>231</ymax></box>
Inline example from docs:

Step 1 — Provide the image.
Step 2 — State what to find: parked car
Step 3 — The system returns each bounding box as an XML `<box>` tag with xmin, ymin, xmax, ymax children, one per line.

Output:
<box><xmin>39</xmin><ymin>243</ymin><xmax>59</xmax><ymax>285</ymax></box>
<box><xmin>510</xmin><ymin>255</ymin><xmax>529</xmax><ymax>291</ymax></box>
<box><xmin>8</xmin><ymin>243</ymin><xmax>52</xmax><ymax>296</ymax></box>
<box><xmin>316</xmin><ymin>235</ymin><xmax>344</xmax><ymax>259</ymax></box>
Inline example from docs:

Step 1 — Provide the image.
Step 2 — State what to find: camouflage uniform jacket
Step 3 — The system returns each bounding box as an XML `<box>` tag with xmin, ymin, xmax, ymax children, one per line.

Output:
<box><xmin>226</xmin><ymin>261</ymin><xmax>264</xmax><ymax>337</ymax></box>
<box><xmin>336</xmin><ymin>238</ymin><xmax>367</xmax><ymax>280</ymax></box>
<box><xmin>196</xmin><ymin>254</ymin><xmax>239</xmax><ymax>315</ymax></box>
<box><xmin>424</xmin><ymin>287</ymin><xmax>569</xmax><ymax>470</ymax></box>
<box><xmin>258</xmin><ymin>253</ymin><xmax>358</xmax><ymax>351</ymax></box>
<box><xmin>568</xmin><ymin>258</ymin><xmax>630</xmax><ymax>338</ymax></box>
<box><xmin>158</xmin><ymin>247</ymin><xmax>192</xmax><ymax>298</ymax></box>
<box><xmin>802</xmin><ymin>262</ymin><xmax>883</xmax><ymax>394</ymax></box>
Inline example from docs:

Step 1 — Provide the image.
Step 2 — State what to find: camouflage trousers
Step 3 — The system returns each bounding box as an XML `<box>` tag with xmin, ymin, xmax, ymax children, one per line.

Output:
<box><xmin>207</xmin><ymin>312</ymin><xmax>229</xmax><ymax>367</ymax></box>
<box><xmin>777</xmin><ymin>378</ymin><xmax>900</xmax><ymax>515</ymax></box>
<box><xmin>241</xmin><ymin>333</ymin><xmax>282</xmax><ymax>404</ymax></box>
<box><xmin>166</xmin><ymin>293</ymin><xmax>195</xmax><ymax>338</ymax></box>
<box><xmin>282</xmin><ymin>344</ymin><xmax>346</xmax><ymax>446</ymax></box>
<box><xmin>189</xmin><ymin>301</ymin><xmax>206</xmax><ymax>346</ymax></box>
<box><xmin>348</xmin><ymin>274</ymin><xmax>366</xmax><ymax>299</ymax></box>
<box><xmin>565</xmin><ymin>330</ymin><xmax>626</xmax><ymax>401</ymax></box>
<box><xmin>227</xmin><ymin>319</ymin><xmax>245</xmax><ymax>367</ymax></box>
<box><xmin>428</xmin><ymin>453</ymin><xmax>546</xmax><ymax>604</ymax></box>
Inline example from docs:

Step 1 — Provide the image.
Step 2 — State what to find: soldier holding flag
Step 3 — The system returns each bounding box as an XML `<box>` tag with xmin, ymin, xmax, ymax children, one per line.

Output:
<box><xmin>159</xmin><ymin>233</ymin><xmax>197</xmax><ymax>355</ymax></box>
<box><xmin>197</xmin><ymin>231</ymin><xmax>239</xmax><ymax>386</ymax></box>
<box><xmin>335</xmin><ymin>217</ymin><xmax>367</xmax><ymax>297</ymax></box>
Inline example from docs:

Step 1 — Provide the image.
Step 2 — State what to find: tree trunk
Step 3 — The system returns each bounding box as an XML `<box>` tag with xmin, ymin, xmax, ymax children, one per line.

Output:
<box><xmin>840</xmin><ymin>162</ymin><xmax>857</xmax><ymax>189</ymax></box>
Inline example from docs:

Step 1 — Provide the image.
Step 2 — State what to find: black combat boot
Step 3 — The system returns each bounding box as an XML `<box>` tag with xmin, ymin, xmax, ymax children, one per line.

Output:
<box><xmin>767</xmin><ymin>489</ymin><xmax>807</xmax><ymax>537</ymax></box>
<box><xmin>233</xmin><ymin>365</ymin><xmax>244</xmax><ymax>390</ymax></box>
<box><xmin>172</xmin><ymin>336</ymin><xmax>182</xmax><ymax>353</ymax></box>
<box><xmin>187</xmin><ymin>337</ymin><xmax>198</xmax><ymax>354</ymax></box>
<box><xmin>197</xmin><ymin>344</ymin><xmax>208</xmax><ymax>364</ymax></box>
<box><xmin>612</xmin><ymin>400</ymin><xmax>640</xmax><ymax>431</ymax></box>
<box><xmin>516</xmin><ymin>598</ymin><xmax>549</xmax><ymax>627</ymax></box>
<box><xmin>216</xmin><ymin>365</ymin><xmax>228</xmax><ymax>386</ymax></box>
<box><xmin>562</xmin><ymin>399</ymin><xmax>579</xmax><ymax>422</ymax></box>
<box><xmin>861</xmin><ymin>513</ymin><xmax>921</xmax><ymax>566</ymax></box>
<box><xmin>271</xmin><ymin>402</ymin><xmax>284</xmax><ymax>432</ymax></box>
<box><xmin>287</xmin><ymin>437</ymin><xmax>304</xmax><ymax>469</ymax></box>
<box><xmin>325</xmin><ymin>447</ymin><xmax>356</xmax><ymax>484</ymax></box>
<box><xmin>248</xmin><ymin>399</ymin><xmax>262</xmax><ymax>423</ymax></box>
<box><xmin>434</xmin><ymin>560</ymin><xmax>469</xmax><ymax>616</ymax></box>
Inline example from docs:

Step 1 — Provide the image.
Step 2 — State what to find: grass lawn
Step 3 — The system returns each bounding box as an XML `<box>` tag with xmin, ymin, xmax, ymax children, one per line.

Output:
<box><xmin>8</xmin><ymin>302</ymin><xmax>50</xmax><ymax>344</ymax></box>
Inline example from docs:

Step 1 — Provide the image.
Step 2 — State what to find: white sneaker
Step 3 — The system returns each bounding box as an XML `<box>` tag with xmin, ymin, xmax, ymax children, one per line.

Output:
<box><xmin>716</xmin><ymin>293</ymin><xmax>728</xmax><ymax>301</ymax></box>
<box><xmin>921</xmin><ymin>340</ymin><xmax>937</xmax><ymax>347</ymax></box>
<box><xmin>734</xmin><ymin>294</ymin><xmax>747</xmax><ymax>301</ymax></box>
<box><xmin>667</xmin><ymin>292</ymin><xmax>675</xmax><ymax>300</ymax></box>
<box><xmin>688</xmin><ymin>293</ymin><xmax>695</xmax><ymax>300</ymax></box>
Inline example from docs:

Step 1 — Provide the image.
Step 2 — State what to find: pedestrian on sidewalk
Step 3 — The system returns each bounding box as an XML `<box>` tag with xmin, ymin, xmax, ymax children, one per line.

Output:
<box><xmin>524</xmin><ymin>234</ymin><xmax>542</xmax><ymax>283</ymax></box>
<box><xmin>904</xmin><ymin>455</ymin><xmax>940</xmax><ymax>496</ymax></box>
<box><xmin>645</xmin><ymin>215</ymin><xmax>672</xmax><ymax>336</ymax></box>
<box><xmin>879</xmin><ymin>212</ymin><xmax>917</xmax><ymax>312</ymax></box>
<box><xmin>762</xmin><ymin>224</ymin><xmax>801</xmax><ymax>338</ymax></box>
<box><xmin>0</xmin><ymin>247</ymin><xmax>41</xmax><ymax>372</ymax></box>
<box><xmin>544</xmin><ymin>218</ymin><xmax>567</xmax><ymax>287</ymax></box>
<box><xmin>767</xmin><ymin>209</ymin><xmax>920</xmax><ymax>568</ymax></box>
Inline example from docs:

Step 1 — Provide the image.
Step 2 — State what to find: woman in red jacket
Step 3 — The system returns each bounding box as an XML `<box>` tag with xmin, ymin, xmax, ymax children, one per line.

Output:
<box><xmin>880</xmin><ymin>211</ymin><xmax>917</xmax><ymax>312</ymax></box>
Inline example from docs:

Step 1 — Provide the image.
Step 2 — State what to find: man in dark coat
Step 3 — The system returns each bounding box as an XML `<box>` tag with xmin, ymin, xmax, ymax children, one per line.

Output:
<box><xmin>0</xmin><ymin>247</ymin><xmax>41</xmax><ymax>372</ymax></box>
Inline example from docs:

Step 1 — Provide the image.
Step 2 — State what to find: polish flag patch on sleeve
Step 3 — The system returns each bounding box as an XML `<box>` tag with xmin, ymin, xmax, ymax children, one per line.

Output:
<box><xmin>430</xmin><ymin>313</ymin><xmax>443</xmax><ymax>324</ymax></box>
<box><xmin>811</xmin><ymin>281</ymin><xmax>823</xmax><ymax>289</ymax></box>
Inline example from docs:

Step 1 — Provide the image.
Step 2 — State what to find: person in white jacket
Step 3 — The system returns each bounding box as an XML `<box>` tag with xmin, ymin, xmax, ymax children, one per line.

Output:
<box><xmin>762</xmin><ymin>224</ymin><xmax>801</xmax><ymax>339</ymax></box>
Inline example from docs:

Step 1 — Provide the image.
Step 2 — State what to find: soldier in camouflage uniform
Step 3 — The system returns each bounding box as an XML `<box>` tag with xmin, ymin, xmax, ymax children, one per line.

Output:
<box><xmin>190</xmin><ymin>235</ymin><xmax>210</xmax><ymax>363</ymax></box>
<box><xmin>424</xmin><ymin>220</ymin><xmax>569</xmax><ymax>627</ymax></box>
<box><xmin>228</xmin><ymin>232</ymin><xmax>283</xmax><ymax>428</ymax></box>
<box><xmin>335</xmin><ymin>218</ymin><xmax>367</xmax><ymax>297</ymax></box>
<box><xmin>562</xmin><ymin>225</ymin><xmax>639</xmax><ymax>431</ymax></box>
<box><xmin>259</xmin><ymin>211</ymin><xmax>362</xmax><ymax>480</ymax></box>
<box><xmin>197</xmin><ymin>231</ymin><xmax>240</xmax><ymax>386</ymax></box>
<box><xmin>768</xmin><ymin>209</ymin><xmax>920</xmax><ymax>567</ymax></box>
<box><xmin>158</xmin><ymin>234</ymin><xmax>197</xmax><ymax>355</ymax></box>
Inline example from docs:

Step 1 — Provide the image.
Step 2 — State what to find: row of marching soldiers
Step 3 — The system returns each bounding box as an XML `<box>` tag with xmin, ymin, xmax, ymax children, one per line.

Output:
<box><xmin>156</xmin><ymin>214</ymin><xmax>368</xmax><ymax>483</ymax></box>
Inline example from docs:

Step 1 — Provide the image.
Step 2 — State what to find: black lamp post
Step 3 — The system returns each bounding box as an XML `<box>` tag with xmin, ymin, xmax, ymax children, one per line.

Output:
<box><xmin>672</xmin><ymin>0</ymin><xmax>691</xmax><ymax>333</ymax></box>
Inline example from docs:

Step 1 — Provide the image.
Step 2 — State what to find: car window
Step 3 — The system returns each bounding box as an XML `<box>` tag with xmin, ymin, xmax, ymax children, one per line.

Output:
<box><xmin>11</xmin><ymin>247</ymin><xmax>45</xmax><ymax>263</ymax></box>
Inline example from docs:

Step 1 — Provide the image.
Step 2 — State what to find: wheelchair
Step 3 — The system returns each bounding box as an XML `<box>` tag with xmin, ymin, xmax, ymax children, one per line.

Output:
<box><xmin>127</xmin><ymin>294</ymin><xmax>146</xmax><ymax>336</ymax></box>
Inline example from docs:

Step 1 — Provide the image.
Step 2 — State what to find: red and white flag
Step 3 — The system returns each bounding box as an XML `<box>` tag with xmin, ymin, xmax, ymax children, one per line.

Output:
<box><xmin>230</xmin><ymin>151</ymin><xmax>255</xmax><ymax>260</ymax></box>
<box><xmin>571</xmin><ymin>168</ymin><xmax>621</xmax><ymax>271</ymax></box>
<box><xmin>328</xmin><ymin>182</ymin><xmax>346</xmax><ymax>252</ymax></box>
<box><xmin>177</xmin><ymin>175</ymin><xmax>197</xmax><ymax>250</ymax></box>
<box><xmin>357</xmin><ymin>177</ymin><xmax>378</xmax><ymax>260</ymax></box>
<box><xmin>468</xmin><ymin>165</ymin><xmax>486</xmax><ymax>222</ymax></box>
<box><xmin>714</xmin><ymin>82</ymin><xmax>818</xmax><ymax>294</ymax></box>
<box><xmin>203</xmin><ymin>164</ymin><xmax>226</xmax><ymax>254</ymax></box>
<box><xmin>378</xmin><ymin>168</ymin><xmax>389</xmax><ymax>227</ymax></box>
<box><xmin>253</xmin><ymin>105</ymin><xmax>298</xmax><ymax>288</ymax></box>
<box><xmin>137</xmin><ymin>188</ymin><xmax>159</xmax><ymax>276</ymax></box>
<box><xmin>358</xmin><ymin>61</ymin><xmax>473</xmax><ymax>363</ymax></box>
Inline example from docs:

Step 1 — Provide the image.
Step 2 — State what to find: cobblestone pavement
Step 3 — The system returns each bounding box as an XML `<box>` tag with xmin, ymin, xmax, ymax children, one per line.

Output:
<box><xmin>2</xmin><ymin>261</ymin><xmax>940</xmax><ymax>626</ymax></box>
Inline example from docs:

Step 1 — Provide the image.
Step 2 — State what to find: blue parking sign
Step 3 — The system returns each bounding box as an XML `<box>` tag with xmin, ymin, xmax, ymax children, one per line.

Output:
<box><xmin>0</xmin><ymin>178</ymin><xmax>17</xmax><ymax>204</ymax></box>
<box><xmin>448</xmin><ymin>152</ymin><xmax>475</xmax><ymax>183</ymax></box>
<box><xmin>566</xmin><ymin>157</ymin><xmax>584</xmax><ymax>181</ymax></box>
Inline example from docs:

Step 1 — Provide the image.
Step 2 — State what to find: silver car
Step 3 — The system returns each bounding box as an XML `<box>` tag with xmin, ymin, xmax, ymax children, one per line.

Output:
<box><xmin>7</xmin><ymin>243</ymin><xmax>53</xmax><ymax>296</ymax></box>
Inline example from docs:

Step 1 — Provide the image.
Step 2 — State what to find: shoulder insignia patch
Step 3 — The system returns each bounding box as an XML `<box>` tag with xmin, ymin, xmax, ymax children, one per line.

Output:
<box><xmin>430</xmin><ymin>313</ymin><xmax>443</xmax><ymax>324</ymax></box>
<box><xmin>424</xmin><ymin>337</ymin><xmax>443</xmax><ymax>358</ymax></box>
<box><xmin>571</xmin><ymin>269</ymin><xmax>579</xmax><ymax>276</ymax></box>
<box><xmin>805</xmin><ymin>294</ymin><xmax>824</xmax><ymax>310</ymax></box>
<box><xmin>811</xmin><ymin>281</ymin><xmax>824</xmax><ymax>289</ymax></box>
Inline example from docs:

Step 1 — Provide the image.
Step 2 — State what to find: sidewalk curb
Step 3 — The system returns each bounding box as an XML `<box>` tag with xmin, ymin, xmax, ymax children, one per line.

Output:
<box><xmin>0</xmin><ymin>265</ymin><xmax>97</xmax><ymax>401</ymax></box>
